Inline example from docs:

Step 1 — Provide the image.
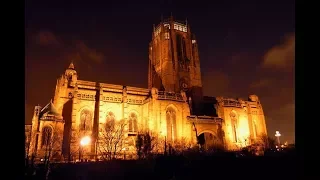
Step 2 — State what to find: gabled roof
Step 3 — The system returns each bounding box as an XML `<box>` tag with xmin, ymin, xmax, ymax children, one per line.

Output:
<box><xmin>39</xmin><ymin>100</ymin><xmax>63</xmax><ymax>121</ymax></box>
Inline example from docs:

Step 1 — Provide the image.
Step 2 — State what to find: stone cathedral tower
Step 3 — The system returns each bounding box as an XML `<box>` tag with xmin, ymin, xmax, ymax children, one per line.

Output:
<box><xmin>148</xmin><ymin>16</ymin><xmax>203</xmax><ymax>115</ymax></box>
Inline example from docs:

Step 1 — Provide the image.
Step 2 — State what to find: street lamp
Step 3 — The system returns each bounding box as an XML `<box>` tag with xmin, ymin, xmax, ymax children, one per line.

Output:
<box><xmin>275</xmin><ymin>131</ymin><xmax>281</xmax><ymax>146</ymax></box>
<box><xmin>79</xmin><ymin>136</ymin><xmax>91</xmax><ymax>162</ymax></box>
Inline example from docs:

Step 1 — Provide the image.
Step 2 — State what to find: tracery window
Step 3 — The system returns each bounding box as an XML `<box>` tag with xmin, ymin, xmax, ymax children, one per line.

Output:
<box><xmin>166</xmin><ymin>107</ymin><xmax>177</xmax><ymax>142</ymax></box>
<box><xmin>176</xmin><ymin>34</ymin><xmax>187</xmax><ymax>69</ymax></box>
<box><xmin>80</xmin><ymin>109</ymin><xmax>92</xmax><ymax>131</ymax></box>
<box><xmin>41</xmin><ymin>126</ymin><xmax>53</xmax><ymax>147</ymax></box>
<box><xmin>106</xmin><ymin>111</ymin><xmax>115</xmax><ymax>130</ymax></box>
<box><xmin>253</xmin><ymin>120</ymin><xmax>258</xmax><ymax>139</ymax></box>
<box><xmin>155</xmin><ymin>40</ymin><xmax>160</xmax><ymax>65</ymax></box>
<box><xmin>230</xmin><ymin>112</ymin><xmax>238</xmax><ymax>142</ymax></box>
<box><xmin>128</xmin><ymin>113</ymin><xmax>138</xmax><ymax>133</ymax></box>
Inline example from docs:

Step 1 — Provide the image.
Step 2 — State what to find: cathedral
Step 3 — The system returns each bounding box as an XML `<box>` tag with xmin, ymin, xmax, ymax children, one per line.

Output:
<box><xmin>25</xmin><ymin>17</ymin><xmax>267</xmax><ymax>160</ymax></box>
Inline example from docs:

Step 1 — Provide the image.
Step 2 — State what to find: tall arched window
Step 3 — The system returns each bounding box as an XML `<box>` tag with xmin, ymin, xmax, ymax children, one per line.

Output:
<box><xmin>41</xmin><ymin>126</ymin><xmax>53</xmax><ymax>147</ymax></box>
<box><xmin>128</xmin><ymin>113</ymin><xmax>138</xmax><ymax>133</ymax></box>
<box><xmin>176</xmin><ymin>34</ymin><xmax>187</xmax><ymax>66</ymax></box>
<box><xmin>253</xmin><ymin>119</ymin><xmax>258</xmax><ymax>139</ymax></box>
<box><xmin>80</xmin><ymin>109</ymin><xmax>92</xmax><ymax>131</ymax></box>
<box><xmin>155</xmin><ymin>40</ymin><xmax>160</xmax><ymax>65</ymax></box>
<box><xmin>166</xmin><ymin>107</ymin><xmax>177</xmax><ymax>143</ymax></box>
<box><xmin>106</xmin><ymin>112</ymin><xmax>115</xmax><ymax>130</ymax></box>
<box><xmin>230</xmin><ymin>112</ymin><xmax>238</xmax><ymax>142</ymax></box>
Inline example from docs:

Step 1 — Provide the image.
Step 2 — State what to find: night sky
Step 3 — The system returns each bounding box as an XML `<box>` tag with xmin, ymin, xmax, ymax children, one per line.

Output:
<box><xmin>25</xmin><ymin>0</ymin><xmax>295</xmax><ymax>143</ymax></box>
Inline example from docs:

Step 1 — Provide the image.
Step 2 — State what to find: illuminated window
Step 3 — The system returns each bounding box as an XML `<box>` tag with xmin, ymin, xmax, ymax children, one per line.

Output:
<box><xmin>106</xmin><ymin>112</ymin><xmax>115</xmax><ymax>130</ymax></box>
<box><xmin>253</xmin><ymin>120</ymin><xmax>258</xmax><ymax>138</ymax></box>
<box><xmin>164</xmin><ymin>32</ymin><xmax>170</xmax><ymax>40</ymax></box>
<box><xmin>128</xmin><ymin>113</ymin><xmax>138</xmax><ymax>133</ymax></box>
<box><xmin>174</xmin><ymin>24</ymin><xmax>178</xmax><ymax>30</ymax></box>
<box><xmin>230</xmin><ymin>112</ymin><xmax>238</xmax><ymax>142</ymax></box>
<box><xmin>183</xmin><ymin>27</ymin><xmax>187</xmax><ymax>32</ymax></box>
<box><xmin>41</xmin><ymin>126</ymin><xmax>52</xmax><ymax>147</ymax></box>
<box><xmin>80</xmin><ymin>109</ymin><xmax>92</xmax><ymax>131</ymax></box>
<box><xmin>166</xmin><ymin>107</ymin><xmax>177</xmax><ymax>142</ymax></box>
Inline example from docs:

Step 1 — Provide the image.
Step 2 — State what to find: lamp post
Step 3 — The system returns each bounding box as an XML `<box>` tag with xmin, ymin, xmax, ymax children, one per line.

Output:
<box><xmin>275</xmin><ymin>131</ymin><xmax>281</xmax><ymax>146</ymax></box>
<box><xmin>79</xmin><ymin>136</ymin><xmax>91</xmax><ymax>162</ymax></box>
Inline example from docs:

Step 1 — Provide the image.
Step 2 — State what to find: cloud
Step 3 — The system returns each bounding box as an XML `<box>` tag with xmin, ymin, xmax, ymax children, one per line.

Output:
<box><xmin>250</xmin><ymin>78</ymin><xmax>272</xmax><ymax>89</ymax></box>
<box><xmin>62</xmin><ymin>41</ymin><xmax>105</xmax><ymax>71</ymax></box>
<box><xmin>35</xmin><ymin>31</ymin><xmax>61</xmax><ymax>46</ymax></box>
<box><xmin>74</xmin><ymin>41</ymin><xmax>105</xmax><ymax>64</ymax></box>
<box><xmin>262</xmin><ymin>33</ymin><xmax>295</xmax><ymax>70</ymax></box>
<box><xmin>274</xmin><ymin>103</ymin><xmax>295</xmax><ymax>115</ymax></box>
<box><xmin>248</xmin><ymin>39</ymin><xmax>295</xmax><ymax>142</ymax></box>
<box><xmin>229</xmin><ymin>52</ymin><xmax>253</xmax><ymax>65</ymax></box>
<box><xmin>31</xmin><ymin>31</ymin><xmax>105</xmax><ymax>65</ymax></box>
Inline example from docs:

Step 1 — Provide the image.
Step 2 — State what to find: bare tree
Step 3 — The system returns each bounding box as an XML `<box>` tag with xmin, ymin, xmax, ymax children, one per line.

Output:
<box><xmin>135</xmin><ymin>131</ymin><xmax>161</xmax><ymax>159</ymax></box>
<box><xmin>25</xmin><ymin>134</ymin><xmax>32</xmax><ymax>159</ymax></box>
<box><xmin>173</xmin><ymin>137</ymin><xmax>192</xmax><ymax>153</ymax></box>
<box><xmin>147</xmin><ymin>132</ymin><xmax>161</xmax><ymax>155</ymax></box>
<box><xmin>234</xmin><ymin>136</ymin><xmax>250</xmax><ymax>150</ymax></box>
<box><xmin>60</xmin><ymin>129</ymin><xmax>81</xmax><ymax>162</ymax></box>
<box><xmin>259</xmin><ymin>134</ymin><xmax>276</xmax><ymax>150</ymax></box>
<box><xmin>43</xmin><ymin>125</ymin><xmax>63</xmax><ymax>180</ymax></box>
<box><xmin>242</xmin><ymin>134</ymin><xmax>276</xmax><ymax>156</ymax></box>
<box><xmin>48</xmin><ymin>126</ymin><xmax>64</xmax><ymax>162</ymax></box>
<box><xmin>136</xmin><ymin>133</ymin><xmax>144</xmax><ymax>159</ymax></box>
<box><xmin>25</xmin><ymin>125</ymin><xmax>34</xmax><ymax>159</ymax></box>
<box><xmin>99</xmin><ymin>119</ymin><xmax>127</xmax><ymax>160</ymax></box>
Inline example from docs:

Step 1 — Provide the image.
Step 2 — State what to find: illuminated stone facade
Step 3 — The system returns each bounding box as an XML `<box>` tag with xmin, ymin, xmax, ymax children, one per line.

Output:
<box><xmin>25</xmin><ymin>17</ymin><xmax>267</xmax><ymax>160</ymax></box>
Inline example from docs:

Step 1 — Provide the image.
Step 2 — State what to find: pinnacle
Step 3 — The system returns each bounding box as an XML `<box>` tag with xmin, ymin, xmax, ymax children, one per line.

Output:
<box><xmin>68</xmin><ymin>61</ymin><xmax>75</xmax><ymax>69</ymax></box>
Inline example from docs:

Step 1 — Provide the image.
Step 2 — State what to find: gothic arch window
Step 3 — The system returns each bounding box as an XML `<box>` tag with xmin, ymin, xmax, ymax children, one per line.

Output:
<box><xmin>80</xmin><ymin>109</ymin><xmax>92</xmax><ymax>131</ymax></box>
<box><xmin>106</xmin><ymin>111</ymin><xmax>115</xmax><ymax>130</ymax></box>
<box><xmin>166</xmin><ymin>107</ymin><xmax>177</xmax><ymax>143</ymax></box>
<box><xmin>41</xmin><ymin>126</ymin><xmax>53</xmax><ymax>147</ymax></box>
<box><xmin>253</xmin><ymin>120</ymin><xmax>258</xmax><ymax>139</ymax></box>
<box><xmin>230</xmin><ymin>111</ymin><xmax>238</xmax><ymax>142</ymax></box>
<box><xmin>155</xmin><ymin>40</ymin><xmax>160</xmax><ymax>65</ymax></box>
<box><xmin>128</xmin><ymin>113</ymin><xmax>138</xmax><ymax>133</ymax></box>
<box><xmin>176</xmin><ymin>34</ymin><xmax>187</xmax><ymax>66</ymax></box>
<box><xmin>176</xmin><ymin>34</ymin><xmax>183</xmax><ymax>64</ymax></box>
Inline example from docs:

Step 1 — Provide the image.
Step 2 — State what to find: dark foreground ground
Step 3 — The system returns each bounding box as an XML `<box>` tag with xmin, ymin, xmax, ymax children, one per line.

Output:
<box><xmin>26</xmin><ymin>151</ymin><xmax>300</xmax><ymax>180</ymax></box>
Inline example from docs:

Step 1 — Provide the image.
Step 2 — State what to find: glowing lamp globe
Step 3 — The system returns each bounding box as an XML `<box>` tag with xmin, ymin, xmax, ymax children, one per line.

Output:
<box><xmin>80</xmin><ymin>136</ymin><xmax>91</xmax><ymax>146</ymax></box>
